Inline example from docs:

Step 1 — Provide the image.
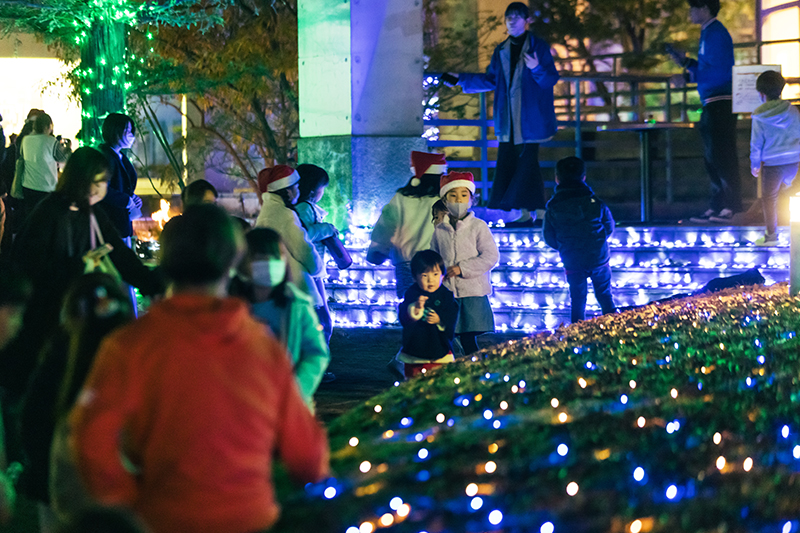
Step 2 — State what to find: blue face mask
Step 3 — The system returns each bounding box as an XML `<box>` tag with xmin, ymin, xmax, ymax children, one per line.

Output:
<box><xmin>250</xmin><ymin>259</ymin><xmax>286</xmax><ymax>288</ymax></box>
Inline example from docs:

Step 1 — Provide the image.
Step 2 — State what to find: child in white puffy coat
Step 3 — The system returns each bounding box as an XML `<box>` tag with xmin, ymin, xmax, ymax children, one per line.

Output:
<box><xmin>431</xmin><ymin>172</ymin><xmax>498</xmax><ymax>354</ymax></box>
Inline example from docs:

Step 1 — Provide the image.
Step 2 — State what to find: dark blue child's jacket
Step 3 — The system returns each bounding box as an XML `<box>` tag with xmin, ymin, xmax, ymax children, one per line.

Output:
<box><xmin>399</xmin><ymin>283</ymin><xmax>458</xmax><ymax>361</ymax></box>
<box><xmin>543</xmin><ymin>181</ymin><xmax>615</xmax><ymax>271</ymax></box>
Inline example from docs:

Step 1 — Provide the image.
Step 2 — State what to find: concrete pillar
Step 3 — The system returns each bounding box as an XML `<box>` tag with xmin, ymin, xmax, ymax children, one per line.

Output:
<box><xmin>298</xmin><ymin>0</ymin><xmax>427</xmax><ymax>228</ymax></box>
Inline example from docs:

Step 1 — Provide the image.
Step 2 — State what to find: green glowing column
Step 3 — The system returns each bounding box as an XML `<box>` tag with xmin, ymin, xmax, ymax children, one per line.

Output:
<box><xmin>298</xmin><ymin>0</ymin><xmax>426</xmax><ymax>229</ymax></box>
<box><xmin>80</xmin><ymin>20</ymin><xmax>126</xmax><ymax>145</ymax></box>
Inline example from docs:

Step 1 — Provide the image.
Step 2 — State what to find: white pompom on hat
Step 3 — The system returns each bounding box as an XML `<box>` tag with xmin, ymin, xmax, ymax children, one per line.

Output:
<box><xmin>440</xmin><ymin>171</ymin><xmax>476</xmax><ymax>198</ymax></box>
<box><xmin>258</xmin><ymin>164</ymin><xmax>300</xmax><ymax>193</ymax></box>
<box><xmin>410</xmin><ymin>151</ymin><xmax>447</xmax><ymax>186</ymax></box>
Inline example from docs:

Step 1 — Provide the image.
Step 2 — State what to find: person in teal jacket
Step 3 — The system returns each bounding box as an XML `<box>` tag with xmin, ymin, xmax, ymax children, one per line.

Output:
<box><xmin>243</xmin><ymin>228</ymin><xmax>330</xmax><ymax>411</ymax></box>
<box><xmin>443</xmin><ymin>2</ymin><xmax>559</xmax><ymax>226</ymax></box>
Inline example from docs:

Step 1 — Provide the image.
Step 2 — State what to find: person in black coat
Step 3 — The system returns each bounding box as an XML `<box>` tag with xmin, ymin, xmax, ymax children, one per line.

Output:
<box><xmin>97</xmin><ymin>113</ymin><xmax>142</xmax><ymax>240</ymax></box>
<box><xmin>1</xmin><ymin>147</ymin><xmax>163</xmax><ymax>397</ymax></box>
<box><xmin>397</xmin><ymin>250</ymin><xmax>459</xmax><ymax>378</ymax></box>
<box><xmin>543</xmin><ymin>156</ymin><xmax>616</xmax><ymax>323</ymax></box>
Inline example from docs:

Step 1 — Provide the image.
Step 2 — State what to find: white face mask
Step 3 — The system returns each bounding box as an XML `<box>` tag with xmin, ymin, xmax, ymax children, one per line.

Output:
<box><xmin>250</xmin><ymin>259</ymin><xmax>286</xmax><ymax>288</ymax></box>
<box><xmin>446</xmin><ymin>201</ymin><xmax>469</xmax><ymax>220</ymax></box>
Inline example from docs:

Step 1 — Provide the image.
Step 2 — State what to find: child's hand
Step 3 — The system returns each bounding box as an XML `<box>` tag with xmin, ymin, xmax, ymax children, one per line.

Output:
<box><xmin>417</xmin><ymin>295</ymin><xmax>428</xmax><ymax>307</ymax></box>
<box><xmin>446</xmin><ymin>265</ymin><xmax>461</xmax><ymax>279</ymax></box>
<box><xmin>425</xmin><ymin>309</ymin><xmax>440</xmax><ymax>325</ymax></box>
<box><xmin>751</xmin><ymin>166</ymin><xmax>760</xmax><ymax>178</ymax></box>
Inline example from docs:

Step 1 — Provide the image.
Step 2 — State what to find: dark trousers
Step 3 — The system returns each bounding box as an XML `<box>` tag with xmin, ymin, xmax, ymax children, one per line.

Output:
<box><xmin>566</xmin><ymin>263</ymin><xmax>616</xmax><ymax>323</ymax></box>
<box><xmin>21</xmin><ymin>187</ymin><xmax>49</xmax><ymax>221</ymax></box>
<box><xmin>699</xmin><ymin>99</ymin><xmax>741</xmax><ymax>213</ymax></box>
<box><xmin>761</xmin><ymin>163</ymin><xmax>799</xmax><ymax>236</ymax></box>
<box><xmin>490</xmin><ymin>142</ymin><xmax>546</xmax><ymax>211</ymax></box>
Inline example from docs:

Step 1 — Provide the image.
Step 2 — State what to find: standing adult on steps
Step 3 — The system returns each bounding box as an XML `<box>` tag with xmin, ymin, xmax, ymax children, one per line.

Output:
<box><xmin>442</xmin><ymin>2</ymin><xmax>559</xmax><ymax>227</ymax></box>
<box><xmin>668</xmin><ymin>0</ymin><xmax>741</xmax><ymax>223</ymax></box>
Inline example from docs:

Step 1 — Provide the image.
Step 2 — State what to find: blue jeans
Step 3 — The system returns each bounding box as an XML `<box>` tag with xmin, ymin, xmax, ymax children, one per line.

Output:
<box><xmin>566</xmin><ymin>263</ymin><xmax>616</xmax><ymax>323</ymax></box>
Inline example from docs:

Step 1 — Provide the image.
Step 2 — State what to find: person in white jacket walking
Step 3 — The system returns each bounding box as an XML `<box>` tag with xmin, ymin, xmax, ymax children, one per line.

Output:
<box><xmin>255</xmin><ymin>165</ymin><xmax>324</xmax><ymax>306</ymax></box>
<box><xmin>750</xmin><ymin>70</ymin><xmax>800</xmax><ymax>246</ymax></box>
<box><xmin>431</xmin><ymin>172</ymin><xmax>499</xmax><ymax>354</ymax></box>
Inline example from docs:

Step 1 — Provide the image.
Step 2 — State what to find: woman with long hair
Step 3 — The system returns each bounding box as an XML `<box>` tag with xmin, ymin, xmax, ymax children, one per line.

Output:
<box><xmin>3</xmin><ymin>147</ymin><xmax>162</xmax><ymax>397</ymax></box>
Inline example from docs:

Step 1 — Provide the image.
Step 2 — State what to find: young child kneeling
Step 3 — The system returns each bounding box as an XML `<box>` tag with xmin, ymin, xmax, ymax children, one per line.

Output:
<box><xmin>543</xmin><ymin>156</ymin><xmax>616</xmax><ymax>323</ymax></box>
<box><xmin>397</xmin><ymin>250</ymin><xmax>459</xmax><ymax>378</ymax></box>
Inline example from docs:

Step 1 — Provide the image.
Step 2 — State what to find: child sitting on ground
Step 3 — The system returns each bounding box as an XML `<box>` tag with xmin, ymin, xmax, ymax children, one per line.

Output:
<box><xmin>397</xmin><ymin>250</ymin><xmax>459</xmax><ymax>378</ymax></box>
<box><xmin>543</xmin><ymin>156</ymin><xmax>616</xmax><ymax>323</ymax></box>
<box><xmin>750</xmin><ymin>70</ymin><xmax>800</xmax><ymax>246</ymax></box>
<box><xmin>243</xmin><ymin>228</ymin><xmax>330</xmax><ymax>410</ymax></box>
<box><xmin>430</xmin><ymin>172</ymin><xmax>498</xmax><ymax>355</ymax></box>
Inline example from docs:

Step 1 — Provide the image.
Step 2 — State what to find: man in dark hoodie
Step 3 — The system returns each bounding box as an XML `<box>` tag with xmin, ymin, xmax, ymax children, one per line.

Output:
<box><xmin>543</xmin><ymin>157</ymin><xmax>616</xmax><ymax>323</ymax></box>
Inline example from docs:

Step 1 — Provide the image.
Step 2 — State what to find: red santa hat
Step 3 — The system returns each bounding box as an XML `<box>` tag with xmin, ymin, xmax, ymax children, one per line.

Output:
<box><xmin>440</xmin><ymin>171</ymin><xmax>476</xmax><ymax>198</ymax></box>
<box><xmin>258</xmin><ymin>165</ymin><xmax>300</xmax><ymax>193</ymax></box>
<box><xmin>410</xmin><ymin>151</ymin><xmax>447</xmax><ymax>186</ymax></box>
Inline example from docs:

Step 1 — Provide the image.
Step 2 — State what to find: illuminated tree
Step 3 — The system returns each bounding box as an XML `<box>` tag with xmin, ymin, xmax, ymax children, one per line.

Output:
<box><xmin>0</xmin><ymin>0</ymin><xmax>229</xmax><ymax>144</ymax></box>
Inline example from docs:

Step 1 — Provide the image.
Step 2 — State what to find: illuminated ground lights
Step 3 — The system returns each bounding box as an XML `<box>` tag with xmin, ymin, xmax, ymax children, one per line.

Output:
<box><xmin>327</xmin><ymin>225</ymin><xmax>790</xmax><ymax>331</ymax></box>
<box><xmin>278</xmin><ymin>284</ymin><xmax>800</xmax><ymax>532</ymax></box>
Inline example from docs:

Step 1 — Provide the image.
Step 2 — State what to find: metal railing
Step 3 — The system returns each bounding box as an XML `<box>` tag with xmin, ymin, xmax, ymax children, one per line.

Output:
<box><xmin>426</xmin><ymin>38</ymin><xmax>800</xmax><ymax>201</ymax></box>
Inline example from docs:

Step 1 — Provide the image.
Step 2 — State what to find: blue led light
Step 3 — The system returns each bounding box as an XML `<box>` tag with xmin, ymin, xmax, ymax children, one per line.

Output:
<box><xmin>401</xmin><ymin>417</ymin><xmax>413</xmax><ymax>427</ymax></box>
<box><xmin>323</xmin><ymin>486</ymin><xmax>337</xmax><ymax>499</ymax></box>
<box><xmin>418</xmin><ymin>448</ymin><xmax>429</xmax><ymax>460</ymax></box>
<box><xmin>470</xmin><ymin>496</ymin><xmax>483</xmax><ymax>510</ymax></box>
<box><xmin>557</xmin><ymin>444</ymin><xmax>569</xmax><ymax>456</ymax></box>
<box><xmin>390</xmin><ymin>497</ymin><xmax>403</xmax><ymax>510</ymax></box>
<box><xmin>540</xmin><ymin>522</ymin><xmax>555</xmax><ymax>533</ymax></box>
<box><xmin>633</xmin><ymin>466</ymin><xmax>645</xmax><ymax>482</ymax></box>
<box><xmin>783</xmin><ymin>425</ymin><xmax>790</xmax><ymax>439</ymax></box>
<box><xmin>666</xmin><ymin>484</ymin><xmax>678</xmax><ymax>500</ymax></box>
<box><xmin>620</xmin><ymin>394</ymin><xmax>628</xmax><ymax>404</ymax></box>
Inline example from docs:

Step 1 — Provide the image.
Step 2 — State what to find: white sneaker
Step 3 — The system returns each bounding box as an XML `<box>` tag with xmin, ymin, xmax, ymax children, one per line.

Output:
<box><xmin>753</xmin><ymin>233</ymin><xmax>779</xmax><ymax>246</ymax></box>
<box><xmin>708</xmin><ymin>208</ymin><xmax>734</xmax><ymax>223</ymax></box>
<box><xmin>689</xmin><ymin>209</ymin><xmax>716</xmax><ymax>223</ymax></box>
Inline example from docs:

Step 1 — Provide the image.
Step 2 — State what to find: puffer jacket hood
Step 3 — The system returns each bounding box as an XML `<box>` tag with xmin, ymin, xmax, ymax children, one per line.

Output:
<box><xmin>751</xmin><ymin>100</ymin><xmax>800</xmax><ymax>167</ymax></box>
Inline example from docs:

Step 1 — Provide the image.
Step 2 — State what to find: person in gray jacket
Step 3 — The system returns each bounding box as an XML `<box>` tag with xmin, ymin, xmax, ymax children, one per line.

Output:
<box><xmin>750</xmin><ymin>70</ymin><xmax>800</xmax><ymax>246</ymax></box>
<box><xmin>543</xmin><ymin>157</ymin><xmax>616</xmax><ymax>323</ymax></box>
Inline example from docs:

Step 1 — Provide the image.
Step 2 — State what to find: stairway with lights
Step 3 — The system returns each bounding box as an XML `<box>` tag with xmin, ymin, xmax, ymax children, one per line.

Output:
<box><xmin>325</xmin><ymin>225</ymin><xmax>790</xmax><ymax>332</ymax></box>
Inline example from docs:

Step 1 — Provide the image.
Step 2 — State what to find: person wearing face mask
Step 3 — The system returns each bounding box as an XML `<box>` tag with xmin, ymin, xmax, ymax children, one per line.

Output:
<box><xmin>441</xmin><ymin>2</ymin><xmax>559</xmax><ymax>227</ymax></box>
<box><xmin>243</xmin><ymin>228</ymin><xmax>329</xmax><ymax>410</ymax></box>
<box><xmin>430</xmin><ymin>172</ymin><xmax>498</xmax><ymax>355</ymax></box>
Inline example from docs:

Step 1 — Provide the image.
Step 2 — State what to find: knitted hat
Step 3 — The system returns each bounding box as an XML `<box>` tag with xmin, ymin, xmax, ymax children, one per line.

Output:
<box><xmin>258</xmin><ymin>165</ymin><xmax>300</xmax><ymax>193</ymax></box>
<box><xmin>440</xmin><ymin>171</ymin><xmax>475</xmax><ymax>198</ymax></box>
<box><xmin>410</xmin><ymin>151</ymin><xmax>447</xmax><ymax>186</ymax></box>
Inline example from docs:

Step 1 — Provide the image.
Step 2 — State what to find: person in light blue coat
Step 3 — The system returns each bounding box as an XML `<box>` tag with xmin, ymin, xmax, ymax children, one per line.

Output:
<box><xmin>443</xmin><ymin>2</ymin><xmax>559</xmax><ymax>226</ymax></box>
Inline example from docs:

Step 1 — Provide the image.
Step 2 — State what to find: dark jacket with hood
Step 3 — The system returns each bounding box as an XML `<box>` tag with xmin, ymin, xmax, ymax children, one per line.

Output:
<box><xmin>543</xmin><ymin>180</ymin><xmax>614</xmax><ymax>271</ymax></box>
<box><xmin>399</xmin><ymin>282</ymin><xmax>458</xmax><ymax>361</ymax></box>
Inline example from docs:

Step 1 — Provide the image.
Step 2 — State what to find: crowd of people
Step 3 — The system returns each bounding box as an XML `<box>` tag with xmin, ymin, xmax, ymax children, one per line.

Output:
<box><xmin>0</xmin><ymin>0</ymin><xmax>796</xmax><ymax>530</ymax></box>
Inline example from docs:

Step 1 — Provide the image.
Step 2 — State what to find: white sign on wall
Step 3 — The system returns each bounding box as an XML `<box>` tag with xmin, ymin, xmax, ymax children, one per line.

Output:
<box><xmin>732</xmin><ymin>64</ymin><xmax>782</xmax><ymax>114</ymax></box>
